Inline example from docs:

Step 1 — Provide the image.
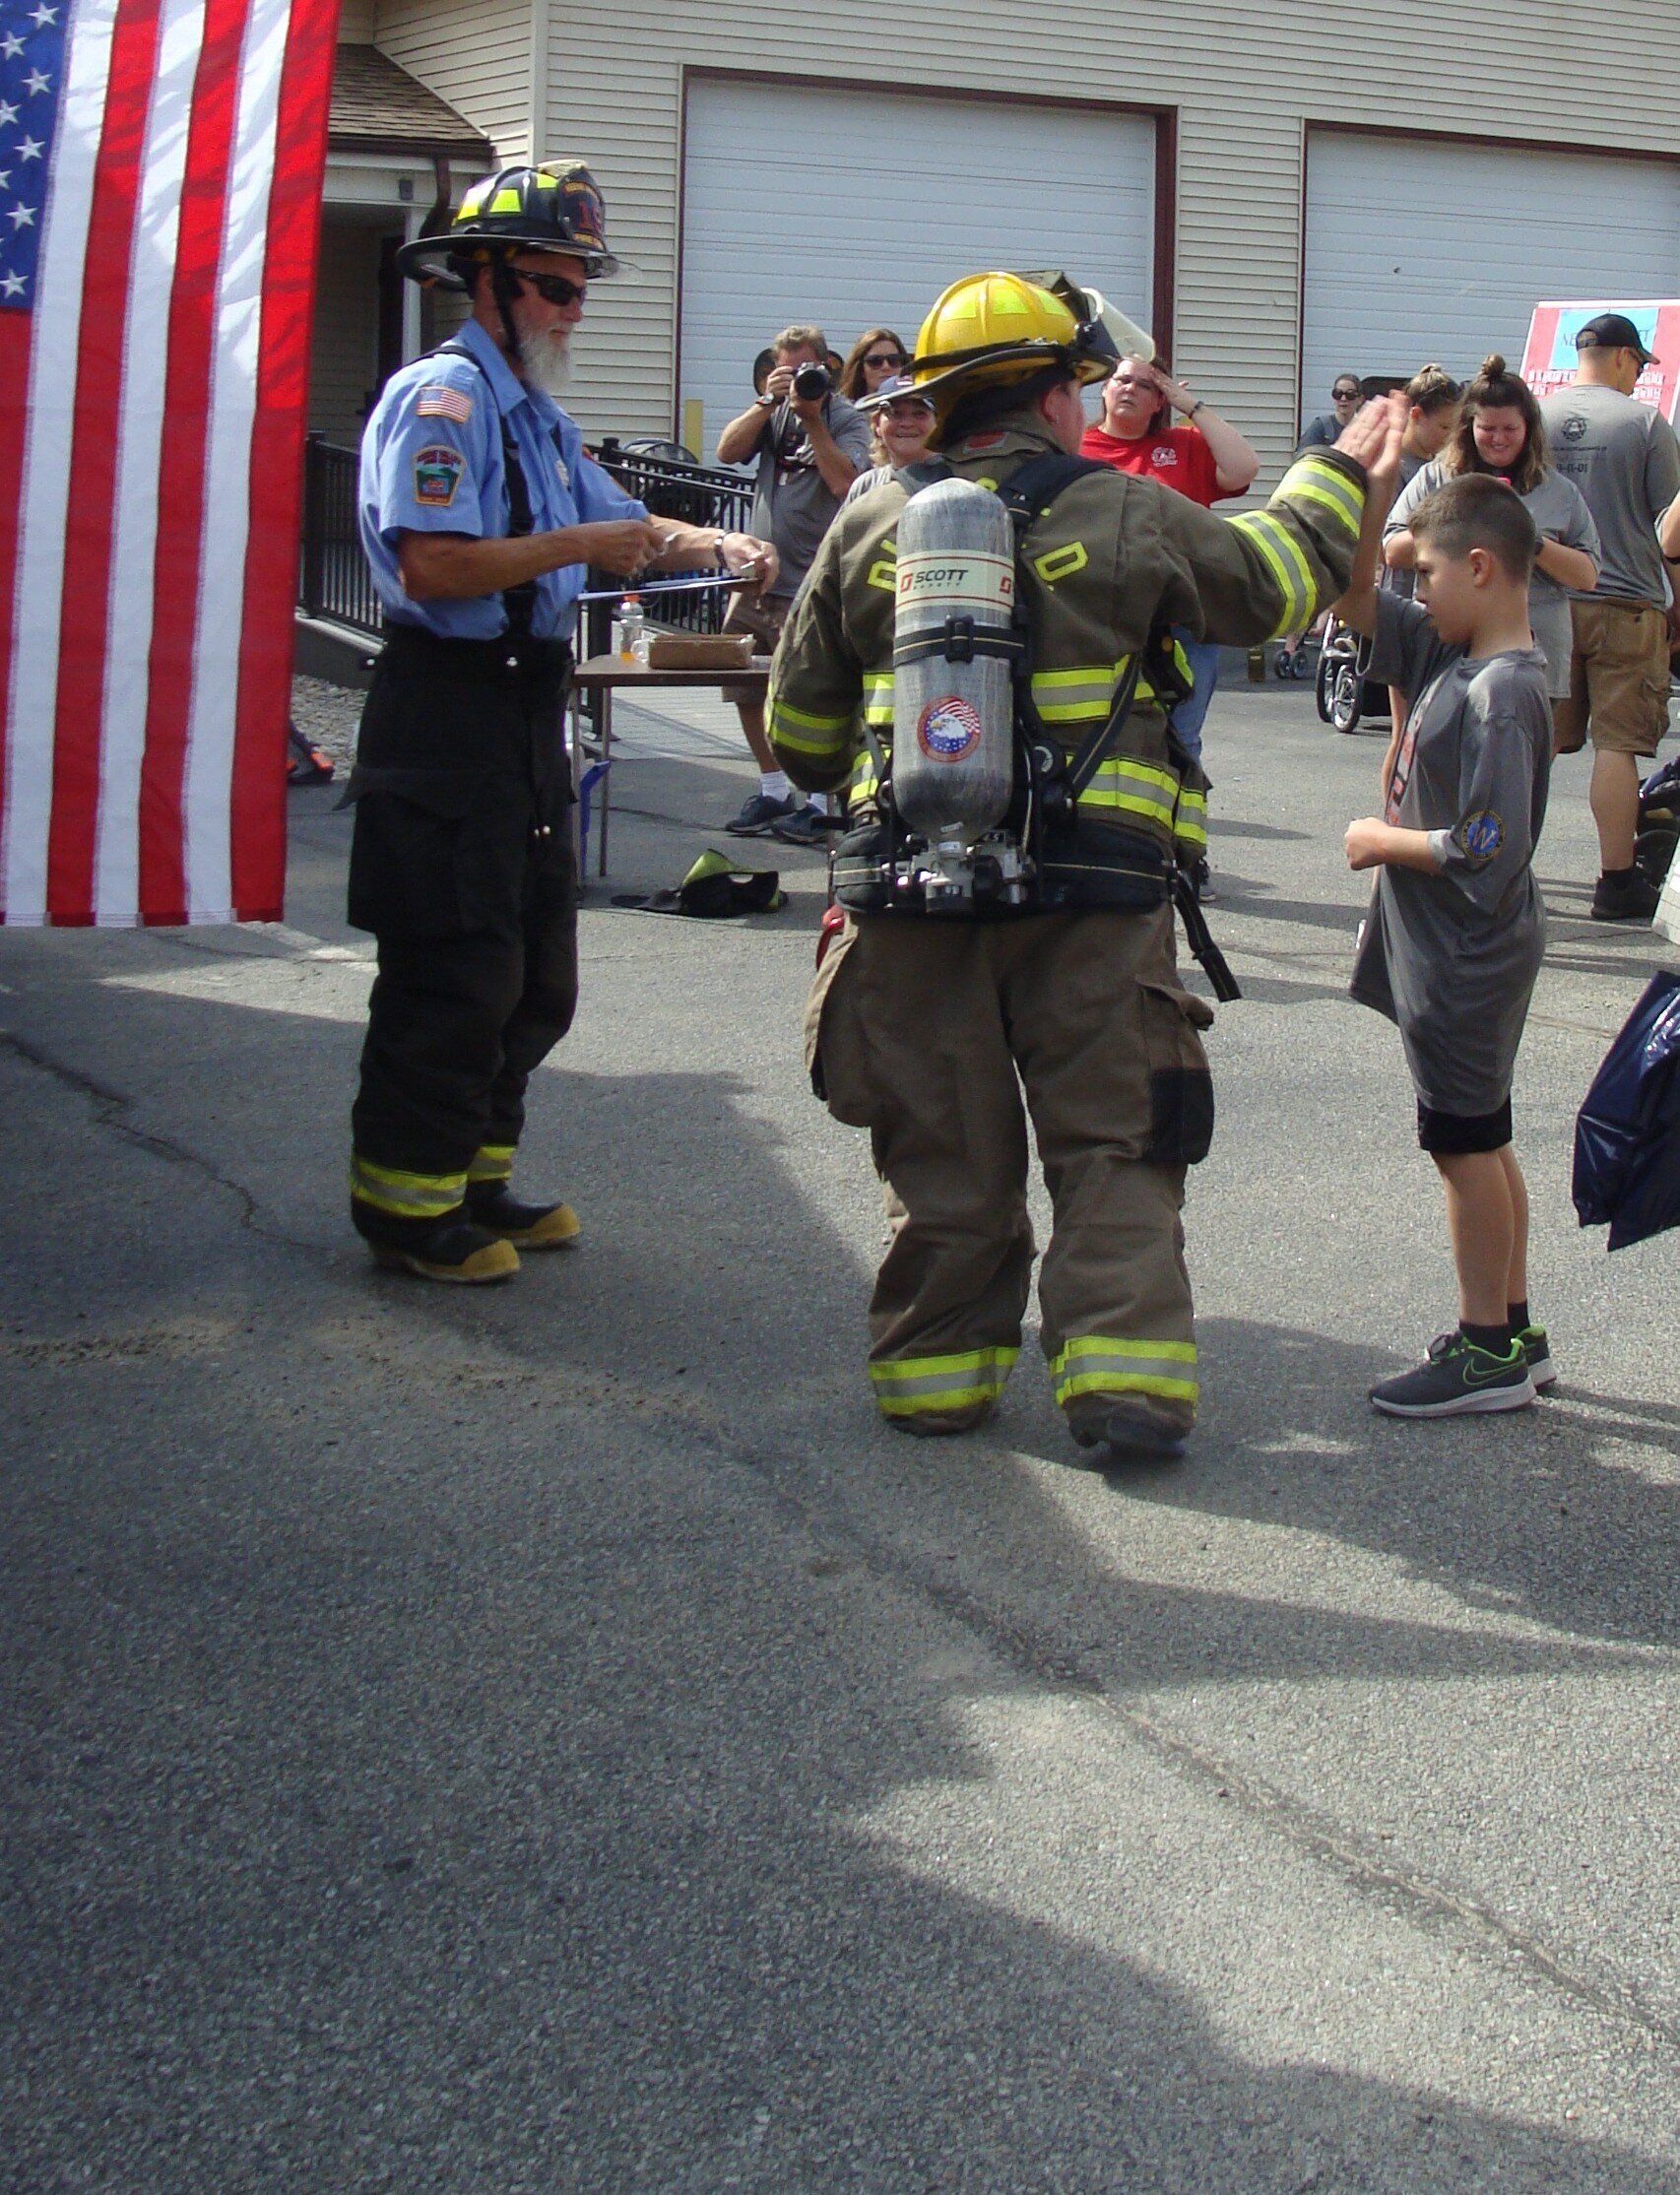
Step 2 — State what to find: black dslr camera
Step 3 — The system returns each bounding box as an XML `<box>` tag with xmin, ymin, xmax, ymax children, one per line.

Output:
<box><xmin>792</xmin><ymin>361</ymin><xmax>831</xmax><ymax>401</ymax></box>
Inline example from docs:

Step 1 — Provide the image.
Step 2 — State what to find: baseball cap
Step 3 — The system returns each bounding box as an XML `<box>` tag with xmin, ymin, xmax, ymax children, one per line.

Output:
<box><xmin>1576</xmin><ymin>312</ymin><xmax>1658</xmax><ymax>367</ymax></box>
<box><xmin>858</xmin><ymin>373</ymin><xmax>936</xmax><ymax>413</ymax></box>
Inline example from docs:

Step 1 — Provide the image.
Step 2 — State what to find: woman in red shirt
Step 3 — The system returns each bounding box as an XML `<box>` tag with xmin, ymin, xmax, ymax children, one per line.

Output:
<box><xmin>1080</xmin><ymin>358</ymin><xmax>1260</xmax><ymax>776</ymax></box>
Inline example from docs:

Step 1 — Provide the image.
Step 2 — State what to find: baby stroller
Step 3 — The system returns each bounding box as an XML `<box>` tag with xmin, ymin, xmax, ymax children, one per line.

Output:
<box><xmin>1314</xmin><ymin>612</ymin><xmax>1389</xmax><ymax>735</ymax></box>
<box><xmin>1637</xmin><ymin>757</ymin><xmax>1680</xmax><ymax>889</ymax></box>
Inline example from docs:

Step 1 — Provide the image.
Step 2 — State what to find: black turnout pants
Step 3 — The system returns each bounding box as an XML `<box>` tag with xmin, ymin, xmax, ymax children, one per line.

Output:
<box><xmin>347</xmin><ymin>628</ymin><xmax>578</xmax><ymax>1205</ymax></box>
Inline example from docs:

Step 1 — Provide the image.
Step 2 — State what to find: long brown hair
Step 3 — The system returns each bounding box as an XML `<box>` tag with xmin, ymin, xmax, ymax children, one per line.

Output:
<box><xmin>839</xmin><ymin>326</ymin><xmax>908</xmax><ymax>402</ymax></box>
<box><xmin>1445</xmin><ymin>354</ymin><xmax>1548</xmax><ymax>494</ymax></box>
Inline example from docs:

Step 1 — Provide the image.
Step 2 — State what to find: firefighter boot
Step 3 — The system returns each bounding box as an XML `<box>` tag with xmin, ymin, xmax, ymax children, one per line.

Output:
<box><xmin>352</xmin><ymin>1201</ymin><xmax>520</xmax><ymax>1284</ymax></box>
<box><xmin>465</xmin><ymin>1179</ymin><xmax>582</xmax><ymax>1251</ymax></box>
<box><xmin>1066</xmin><ymin>1393</ymin><xmax>1192</xmax><ymax>1464</ymax></box>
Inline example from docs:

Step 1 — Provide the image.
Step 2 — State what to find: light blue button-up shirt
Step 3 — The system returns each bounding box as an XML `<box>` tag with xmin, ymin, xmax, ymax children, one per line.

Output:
<box><xmin>357</xmin><ymin>317</ymin><xmax>648</xmax><ymax>641</ymax></box>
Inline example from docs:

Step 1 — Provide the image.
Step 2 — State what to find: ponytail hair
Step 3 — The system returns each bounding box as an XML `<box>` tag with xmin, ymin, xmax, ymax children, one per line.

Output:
<box><xmin>1445</xmin><ymin>353</ymin><xmax>1548</xmax><ymax>493</ymax></box>
<box><xmin>1405</xmin><ymin>361</ymin><xmax>1462</xmax><ymax>417</ymax></box>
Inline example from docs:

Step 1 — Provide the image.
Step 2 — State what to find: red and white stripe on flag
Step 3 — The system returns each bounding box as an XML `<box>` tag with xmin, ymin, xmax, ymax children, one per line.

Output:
<box><xmin>0</xmin><ymin>0</ymin><xmax>339</xmax><ymax>927</ymax></box>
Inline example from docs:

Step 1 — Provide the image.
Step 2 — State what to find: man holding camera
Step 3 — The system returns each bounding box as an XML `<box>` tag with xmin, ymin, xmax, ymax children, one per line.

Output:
<box><xmin>715</xmin><ymin>323</ymin><xmax>872</xmax><ymax>844</ymax></box>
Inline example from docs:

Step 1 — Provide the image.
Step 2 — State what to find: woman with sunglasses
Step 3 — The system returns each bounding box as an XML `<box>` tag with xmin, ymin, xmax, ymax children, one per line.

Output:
<box><xmin>838</xmin><ymin>327</ymin><xmax>910</xmax><ymax>404</ymax></box>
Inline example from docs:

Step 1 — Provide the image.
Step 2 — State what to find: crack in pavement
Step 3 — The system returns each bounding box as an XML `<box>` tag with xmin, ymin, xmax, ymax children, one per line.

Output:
<box><xmin>10</xmin><ymin>1012</ymin><xmax>1678</xmax><ymax>2059</ymax></box>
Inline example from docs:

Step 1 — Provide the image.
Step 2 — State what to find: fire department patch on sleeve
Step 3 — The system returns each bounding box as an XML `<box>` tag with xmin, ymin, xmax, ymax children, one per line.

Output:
<box><xmin>414</xmin><ymin>444</ymin><xmax>466</xmax><ymax>508</ymax></box>
<box><xmin>1461</xmin><ymin>809</ymin><xmax>1504</xmax><ymax>861</ymax></box>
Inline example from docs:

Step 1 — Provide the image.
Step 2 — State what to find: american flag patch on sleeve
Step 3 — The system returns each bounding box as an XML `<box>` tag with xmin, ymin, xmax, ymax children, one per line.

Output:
<box><xmin>417</xmin><ymin>384</ymin><xmax>475</xmax><ymax>423</ymax></box>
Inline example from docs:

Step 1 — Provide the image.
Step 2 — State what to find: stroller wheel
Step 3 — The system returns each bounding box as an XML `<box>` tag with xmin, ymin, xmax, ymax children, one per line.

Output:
<box><xmin>1329</xmin><ymin>663</ymin><xmax>1362</xmax><ymax>734</ymax></box>
<box><xmin>1315</xmin><ymin>649</ymin><xmax>1335</xmax><ymax>724</ymax></box>
<box><xmin>1291</xmin><ymin>647</ymin><xmax>1316</xmax><ymax>679</ymax></box>
<box><xmin>1273</xmin><ymin>648</ymin><xmax>1296</xmax><ymax>679</ymax></box>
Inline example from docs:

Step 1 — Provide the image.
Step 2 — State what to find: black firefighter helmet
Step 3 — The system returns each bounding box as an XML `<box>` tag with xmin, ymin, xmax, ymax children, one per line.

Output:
<box><xmin>394</xmin><ymin>161</ymin><xmax>622</xmax><ymax>289</ymax></box>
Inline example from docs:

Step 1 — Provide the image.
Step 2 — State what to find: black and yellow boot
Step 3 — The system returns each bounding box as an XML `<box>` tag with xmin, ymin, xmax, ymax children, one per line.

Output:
<box><xmin>351</xmin><ymin>1201</ymin><xmax>519</xmax><ymax>1284</ymax></box>
<box><xmin>464</xmin><ymin>1179</ymin><xmax>581</xmax><ymax>1251</ymax></box>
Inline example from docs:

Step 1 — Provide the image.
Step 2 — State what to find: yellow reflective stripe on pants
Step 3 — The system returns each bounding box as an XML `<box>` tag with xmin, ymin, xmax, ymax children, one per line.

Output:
<box><xmin>1229</xmin><ymin>510</ymin><xmax>1314</xmax><ymax>638</ymax></box>
<box><xmin>468</xmin><ymin>1143</ymin><xmax>515</xmax><ymax>1183</ymax></box>
<box><xmin>1283</xmin><ymin>455</ymin><xmax>1363</xmax><ymax>537</ymax></box>
<box><xmin>1051</xmin><ymin>1334</ymin><xmax>1197</xmax><ymax>1409</ymax></box>
<box><xmin>870</xmin><ymin>1344</ymin><xmax>1020</xmax><ymax>1417</ymax></box>
<box><xmin>769</xmin><ymin>688</ymin><xmax>854</xmax><ymax>759</ymax></box>
<box><xmin>350</xmin><ymin>1154</ymin><xmax>469</xmax><ymax>1220</ymax></box>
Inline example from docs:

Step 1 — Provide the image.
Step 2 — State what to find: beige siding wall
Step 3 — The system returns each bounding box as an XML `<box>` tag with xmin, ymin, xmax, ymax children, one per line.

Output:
<box><xmin>374</xmin><ymin>0</ymin><xmax>534</xmax><ymax>159</ymax></box>
<box><xmin>337</xmin><ymin>0</ymin><xmax>375</xmax><ymax>41</ymax></box>
<box><xmin>310</xmin><ymin>221</ymin><xmax>384</xmax><ymax>446</ymax></box>
<box><xmin>517</xmin><ymin>0</ymin><xmax>1680</xmax><ymax>478</ymax></box>
<box><xmin>372</xmin><ymin>0</ymin><xmax>1680</xmax><ymax>475</ymax></box>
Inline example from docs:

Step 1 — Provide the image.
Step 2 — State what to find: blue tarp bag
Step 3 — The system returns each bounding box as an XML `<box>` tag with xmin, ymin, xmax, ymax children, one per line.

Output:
<box><xmin>1573</xmin><ymin>971</ymin><xmax>1680</xmax><ymax>1251</ymax></box>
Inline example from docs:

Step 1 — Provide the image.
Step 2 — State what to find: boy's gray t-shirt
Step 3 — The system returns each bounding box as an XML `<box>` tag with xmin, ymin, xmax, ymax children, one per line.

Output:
<box><xmin>1384</xmin><ymin>462</ymin><xmax>1600</xmax><ymax>694</ymax></box>
<box><xmin>1539</xmin><ymin>383</ymin><xmax>1680</xmax><ymax>607</ymax></box>
<box><xmin>1350</xmin><ymin>594</ymin><xmax>1551</xmax><ymax>1115</ymax></box>
<box><xmin>748</xmin><ymin>394</ymin><xmax>873</xmax><ymax>600</ymax></box>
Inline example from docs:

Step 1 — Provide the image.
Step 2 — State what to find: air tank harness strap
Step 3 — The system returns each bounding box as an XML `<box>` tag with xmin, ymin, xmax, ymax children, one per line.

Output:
<box><xmin>433</xmin><ymin>340</ymin><xmax>540</xmax><ymax>640</ymax></box>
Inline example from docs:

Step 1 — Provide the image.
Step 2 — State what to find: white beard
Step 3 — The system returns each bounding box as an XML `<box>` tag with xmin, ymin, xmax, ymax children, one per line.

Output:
<box><xmin>516</xmin><ymin>329</ymin><xmax>572</xmax><ymax>398</ymax></box>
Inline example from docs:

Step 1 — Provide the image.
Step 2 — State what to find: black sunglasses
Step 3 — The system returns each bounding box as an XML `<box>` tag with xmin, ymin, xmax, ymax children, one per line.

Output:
<box><xmin>865</xmin><ymin>353</ymin><xmax>905</xmax><ymax>369</ymax></box>
<box><xmin>516</xmin><ymin>267</ymin><xmax>587</xmax><ymax>307</ymax></box>
<box><xmin>1333</xmin><ymin>387</ymin><xmax>1361</xmax><ymax>401</ymax></box>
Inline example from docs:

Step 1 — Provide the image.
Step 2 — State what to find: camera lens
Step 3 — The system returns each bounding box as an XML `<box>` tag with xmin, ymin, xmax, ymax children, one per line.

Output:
<box><xmin>792</xmin><ymin>362</ymin><xmax>829</xmax><ymax>401</ymax></box>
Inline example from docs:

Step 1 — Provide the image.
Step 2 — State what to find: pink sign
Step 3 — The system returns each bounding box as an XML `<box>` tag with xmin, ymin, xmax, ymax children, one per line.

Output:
<box><xmin>1521</xmin><ymin>301</ymin><xmax>1680</xmax><ymax>423</ymax></box>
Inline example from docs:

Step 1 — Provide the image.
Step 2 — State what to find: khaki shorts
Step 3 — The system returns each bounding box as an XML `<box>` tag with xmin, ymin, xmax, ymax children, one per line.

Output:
<box><xmin>1552</xmin><ymin>597</ymin><xmax>1670</xmax><ymax>757</ymax></box>
<box><xmin>721</xmin><ymin>586</ymin><xmax>790</xmax><ymax>704</ymax></box>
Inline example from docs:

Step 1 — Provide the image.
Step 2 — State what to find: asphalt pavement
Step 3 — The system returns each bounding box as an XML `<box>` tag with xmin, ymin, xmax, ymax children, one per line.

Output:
<box><xmin>4</xmin><ymin>668</ymin><xmax>1680</xmax><ymax>2192</ymax></box>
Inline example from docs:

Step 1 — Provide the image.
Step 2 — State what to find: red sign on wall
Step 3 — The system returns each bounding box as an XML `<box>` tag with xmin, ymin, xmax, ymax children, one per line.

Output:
<box><xmin>1521</xmin><ymin>301</ymin><xmax>1680</xmax><ymax>424</ymax></box>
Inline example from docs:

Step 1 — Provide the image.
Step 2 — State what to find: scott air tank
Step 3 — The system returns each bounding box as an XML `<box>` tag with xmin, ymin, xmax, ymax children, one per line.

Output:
<box><xmin>891</xmin><ymin>478</ymin><xmax>1018</xmax><ymax>865</ymax></box>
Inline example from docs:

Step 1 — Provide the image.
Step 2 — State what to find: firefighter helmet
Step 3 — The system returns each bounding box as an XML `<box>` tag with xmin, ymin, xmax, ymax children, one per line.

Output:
<box><xmin>903</xmin><ymin>272</ymin><xmax>1122</xmax><ymax>423</ymax></box>
<box><xmin>395</xmin><ymin>161</ymin><xmax>621</xmax><ymax>286</ymax></box>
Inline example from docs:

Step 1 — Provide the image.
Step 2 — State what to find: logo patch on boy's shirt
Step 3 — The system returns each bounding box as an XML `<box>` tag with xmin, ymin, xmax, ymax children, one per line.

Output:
<box><xmin>1461</xmin><ymin>809</ymin><xmax>1504</xmax><ymax>861</ymax></box>
<box><xmin>414</xmin><ymin>444</ymin><xmax>466</xmax><ymax>508</ymax></box>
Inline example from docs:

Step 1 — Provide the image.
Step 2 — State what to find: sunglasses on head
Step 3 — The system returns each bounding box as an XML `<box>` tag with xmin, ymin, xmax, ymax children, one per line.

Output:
<box><xmin>865</xmin><ymin>352</ymin><xmax>905</xmax><ymax>369</ymax></box>
<box><xmin>515</xmin><ymin>267</ymin><xmax>587</xmax><ymax>307</ymax></box>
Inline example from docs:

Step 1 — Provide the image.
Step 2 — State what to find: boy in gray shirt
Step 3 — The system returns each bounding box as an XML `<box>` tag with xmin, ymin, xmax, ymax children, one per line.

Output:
<box><xmin>1339</xmin><ymin>464</ymin><xmax>1554</xmax><ymax>1417</ymax></box>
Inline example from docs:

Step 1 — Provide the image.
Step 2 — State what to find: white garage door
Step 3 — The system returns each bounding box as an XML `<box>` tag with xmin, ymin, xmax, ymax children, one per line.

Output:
<box><xmin>681</xmin><ymin>80</ymin><xmax>1157</xmax><ymax>463</ymax></box>
<box><xmin>1302</xmin><ymin>131</ymin><xmax>1680</xmax><ymax>427</ymax></box>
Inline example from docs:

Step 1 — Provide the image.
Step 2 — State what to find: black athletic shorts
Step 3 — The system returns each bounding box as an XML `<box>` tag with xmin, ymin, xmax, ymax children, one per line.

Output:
<box><xmin>1416</xmin><ymin>1096</ymin><xmax>1513</xmax><ymax>1155</ymax></box>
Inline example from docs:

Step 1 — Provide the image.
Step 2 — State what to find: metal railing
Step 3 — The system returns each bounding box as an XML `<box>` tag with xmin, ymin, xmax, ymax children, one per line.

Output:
<box><xmin>584</xmin><ymin>437</ymin><xmax>756</xmax><ymax>657</ymax></box>
<box><xmin>298</xmin><ymin>435</ymin><xmax>381</xmax><ymax>637</ymax></box>
<box><xmin>295</xmin><ymin>432</ymin><xmax>757</xmax><ymax>655</ymax></box>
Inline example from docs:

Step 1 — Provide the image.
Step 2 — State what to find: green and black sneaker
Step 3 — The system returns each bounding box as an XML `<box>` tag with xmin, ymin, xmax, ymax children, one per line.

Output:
<box><xmin>1370</xmin><ymin>1330</ymin><xmax>1535</xmax><ymax>1419</ymax></box>
<box><xmin>1515</xmin><ymin>1323</ymin><xmax>1555</xmax><ymax>1391</ymax></box>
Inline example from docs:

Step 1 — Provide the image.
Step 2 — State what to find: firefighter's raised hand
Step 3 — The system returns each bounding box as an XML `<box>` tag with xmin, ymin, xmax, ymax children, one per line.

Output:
<box><xmin>1332</xmin><ymin>390</ymin><xmax>1409</xmax><ymax>492</ymax></box>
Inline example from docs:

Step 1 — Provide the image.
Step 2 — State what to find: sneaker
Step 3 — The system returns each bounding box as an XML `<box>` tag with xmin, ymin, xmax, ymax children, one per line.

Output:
<box><xmin>769</xmin><ymin>806</ymin><xmax>842</xmax><ymax>847</ymax></box>
<box><xmin>464</xmin><ymin>1180</ymin><xmax>581</xmax><ymax>1251</ymax></box>
<box><xmin>725</xmin><ymin>791</ymin><xmax>798</xmax><ymax>836</ymax></box>
<box><xmin>1516</xmin><ymin>1323</ymin><xmax>1556</xmax><ymax>1390</ymax></box>
<box><xmin>1590</xmin><ymin>869</ymin><xmax>1659</xmax><ymax>923</ymax></box>
<box><xmin>1066</xmin><ymin>1393</ymin><xmax>1192</xmax><ymax>1462</ymax></box>
<box><xmin>1370</xmin><ymin>1330</ymin><xmax>1533</xmax><ymax>1418</ymax></box>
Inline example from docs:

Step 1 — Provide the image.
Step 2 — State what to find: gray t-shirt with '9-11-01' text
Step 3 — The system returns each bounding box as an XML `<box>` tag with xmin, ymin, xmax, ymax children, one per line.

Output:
<box><xmin>1350</xmin><ymin>593</ymin><xmax>1551</xmax><ymax>1116</ymax></box>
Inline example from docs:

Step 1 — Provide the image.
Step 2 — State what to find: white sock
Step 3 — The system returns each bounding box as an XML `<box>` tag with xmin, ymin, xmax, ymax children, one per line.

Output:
<box><xmin>760</xmin><ymin>770</ymin><xmax>790</xmax><ymax>801</ymax></box>
<box><xmin>808</xmin><ymin>792</ymin><xmax>829</xmax><ymax>816</ymax></box>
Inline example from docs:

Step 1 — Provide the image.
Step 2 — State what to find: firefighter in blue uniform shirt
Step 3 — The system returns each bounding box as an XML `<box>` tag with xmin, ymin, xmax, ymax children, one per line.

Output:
<box><xmin>348</xmin><ymin>162</ymin><xmax>775</xmax><ymax>1281</ymax></box>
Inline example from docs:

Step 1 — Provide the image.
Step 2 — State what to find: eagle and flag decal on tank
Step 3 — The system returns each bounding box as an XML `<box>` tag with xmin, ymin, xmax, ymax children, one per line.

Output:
<box><xmin>0</xmin><ymin>0</ymin><xmax>340</xmax><ymax>927</ymax></box>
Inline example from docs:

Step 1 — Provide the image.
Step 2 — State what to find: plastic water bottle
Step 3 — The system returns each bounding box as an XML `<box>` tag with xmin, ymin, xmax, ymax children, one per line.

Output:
<box><xmin>619</xmin><ymin>594</ymin><xmax>646</xmax><ymax>664</ymax></box>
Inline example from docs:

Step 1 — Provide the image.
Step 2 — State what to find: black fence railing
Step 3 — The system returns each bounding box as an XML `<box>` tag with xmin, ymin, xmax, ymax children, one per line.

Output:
<box><xmin>295</xmin><ymin>433</ymin><xmax>757</xmax><ymax>658</ymax></box>
<box><xmin>298</xmin><ymin>434</ymin><xmax>381</xmax><ymax>637</ymax></box>
<box><xmin>584</xmin><ymin>438</ymin><xmax>756</xmax><ymax>659</ymax></box>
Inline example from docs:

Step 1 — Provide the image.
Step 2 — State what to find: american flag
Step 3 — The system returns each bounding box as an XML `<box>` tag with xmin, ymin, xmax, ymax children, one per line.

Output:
<box><xmin>0</xmin><ymin>0</ymin><xmax>338</xmax><ymax>927</ymax></box>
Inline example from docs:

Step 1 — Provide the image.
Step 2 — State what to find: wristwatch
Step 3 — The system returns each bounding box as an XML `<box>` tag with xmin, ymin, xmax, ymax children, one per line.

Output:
<box><xmin>1186</xmin><ymin>399</ymin><xmax>1204</xmax><ymax>421</ymax></box>
<box><xmin>755</xmin><ymin>393</ymin><xmax>776</xmax><ymax>409</ymax></box>
<box><xmin>714</xmin><ymin>532</ymin><xmax>730</xmax><ymax>570</ymax></box>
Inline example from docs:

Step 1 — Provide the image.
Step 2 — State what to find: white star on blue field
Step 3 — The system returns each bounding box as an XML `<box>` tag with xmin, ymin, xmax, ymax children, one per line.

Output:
<box><xmin>0</xmin><ymin>0</ymin><xmax>64</xmax><ymax>309</ymax></box>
